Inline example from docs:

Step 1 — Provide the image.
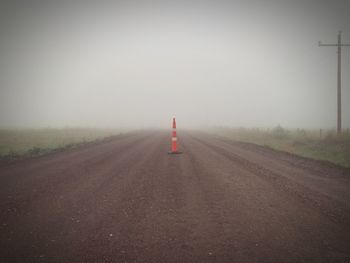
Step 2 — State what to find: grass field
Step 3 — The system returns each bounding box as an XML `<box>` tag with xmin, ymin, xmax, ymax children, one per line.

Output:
<box><xmin>210</xmin><ymin>126</ymin><xmax>350</xmax><ymax>168</ymax></box>
<box><xmin>0</xmin><ymin>128</ymin><xmax>123</xmax><ymax>159</ymax></box>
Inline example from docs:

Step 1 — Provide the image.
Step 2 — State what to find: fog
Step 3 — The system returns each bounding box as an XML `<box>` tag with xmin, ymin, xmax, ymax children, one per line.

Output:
<box><xmin>1</xmin><ymin>0</ymin><xmax>350</xmax><ymax>129</ymax></box>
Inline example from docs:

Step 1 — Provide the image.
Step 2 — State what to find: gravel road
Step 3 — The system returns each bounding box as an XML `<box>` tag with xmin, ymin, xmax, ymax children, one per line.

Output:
<box><xmin>0</xmin><ymin>131</ymin><xmax>349</xmax><ymax>262</ymax></box>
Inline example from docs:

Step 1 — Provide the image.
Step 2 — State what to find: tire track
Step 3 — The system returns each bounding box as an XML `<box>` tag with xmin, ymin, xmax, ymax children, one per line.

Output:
<box><xmin>189</xmin><ymin>134</ymin><xmax>350</xmax><ymax>225</ymax></box>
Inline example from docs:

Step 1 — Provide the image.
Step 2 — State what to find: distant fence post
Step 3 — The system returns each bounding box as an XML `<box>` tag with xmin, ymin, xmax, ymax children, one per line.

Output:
<box><xmin>320</xmin><ymin>129</ymin><xmax>322</xmax><ymax>138</ymax></box>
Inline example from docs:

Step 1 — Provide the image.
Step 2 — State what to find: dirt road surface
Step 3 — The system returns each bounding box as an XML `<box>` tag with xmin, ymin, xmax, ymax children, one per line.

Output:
<box><xmin>1</xmin><ymin>131</ymin><xmax>349</xmax><ymax>263</ymax></box>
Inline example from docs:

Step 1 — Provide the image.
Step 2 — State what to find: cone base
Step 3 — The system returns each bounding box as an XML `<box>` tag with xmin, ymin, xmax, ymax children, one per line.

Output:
<box><xmin>168</xmin><ymin>151</ymin><xmax>183</xmax><ymax>154</ymax></box>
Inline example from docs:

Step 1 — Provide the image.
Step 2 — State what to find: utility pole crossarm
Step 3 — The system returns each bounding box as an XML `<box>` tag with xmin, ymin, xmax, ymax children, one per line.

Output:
<box><xmin>318</xmin><ymin>42</ymin><xmax>350</xmax><ymax>47</ymax></box>
<box><xmin>319</xmin><ymin>43</ymin><xmax>350</xmax><ymax>46</ymax></box>
<box><xmin>318</xmin><ymin>31</ymin><xmax>349</xmax><ymax>134</ymax></box>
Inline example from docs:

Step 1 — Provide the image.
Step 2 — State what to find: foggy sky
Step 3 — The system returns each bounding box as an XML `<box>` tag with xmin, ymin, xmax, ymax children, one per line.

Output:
<box><xmin>1</xmin><ymin>0</ymin><xmax>350</xmax><ymax>129</ymax></box>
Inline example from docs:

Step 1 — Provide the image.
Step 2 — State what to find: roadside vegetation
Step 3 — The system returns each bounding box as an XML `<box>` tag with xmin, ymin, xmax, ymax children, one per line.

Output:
<box><xmin>0</xmin><ymin>128</ymin><xmax>123</xmax><ymax>159</ymax></box>
<box><xmin>210</xmin><ymin>126</ymin><xmax>350</xmax><ymax>168</ymax></box>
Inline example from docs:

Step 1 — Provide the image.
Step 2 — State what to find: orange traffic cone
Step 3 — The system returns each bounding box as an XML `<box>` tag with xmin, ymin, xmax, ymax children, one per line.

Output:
<box><xmin>169</xmin><ymin>117</ymin><xmax>182</xmax><ymax>154</ymax></box>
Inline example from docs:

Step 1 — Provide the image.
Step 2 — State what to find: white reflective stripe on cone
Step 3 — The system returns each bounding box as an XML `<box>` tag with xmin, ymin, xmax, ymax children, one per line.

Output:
<box><xmin>172</xmin><ymin>137</ymin><xmax>177</xmax><ymax>141</ymax></box>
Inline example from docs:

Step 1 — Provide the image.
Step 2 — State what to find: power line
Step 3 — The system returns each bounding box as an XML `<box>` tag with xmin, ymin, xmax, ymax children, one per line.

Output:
<box><xmin>319</xmin><ymin>31</ymin><xmax>350</xmax><ymax>134</ymax></box>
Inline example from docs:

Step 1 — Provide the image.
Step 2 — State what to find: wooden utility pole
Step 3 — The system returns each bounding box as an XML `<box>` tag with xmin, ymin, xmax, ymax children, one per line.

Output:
<box><xmin>319</xmin><ymin>31</ymin><xmax>350</xmax><ymax>134</ymax></box>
